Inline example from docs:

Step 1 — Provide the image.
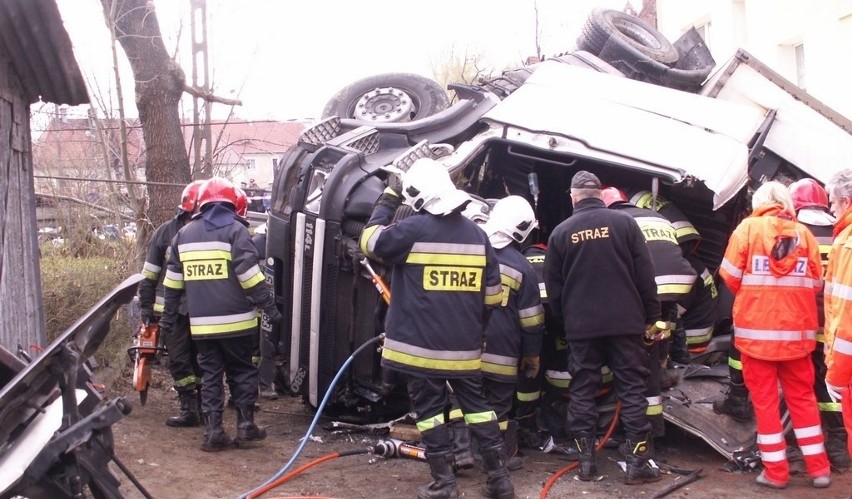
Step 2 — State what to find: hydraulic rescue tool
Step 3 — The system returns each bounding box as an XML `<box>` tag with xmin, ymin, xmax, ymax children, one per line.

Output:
<box><xmin>643</xmin><ymin>320</ymin><xmax>672</xmax><ymax>346</ymax></box>
<box><xmin>359</xmin><ymin>257</ymin><xmax>391</xmax><ymax>304</ymax></box>
<box><xmin>127</xmin><ymin>321</ymin><xmax>165</xmax><ymax>405</ymax></box>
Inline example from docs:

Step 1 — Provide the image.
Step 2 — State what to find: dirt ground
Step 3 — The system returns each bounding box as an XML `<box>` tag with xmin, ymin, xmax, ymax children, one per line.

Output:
<box><xmin>106</xmin><ymin>367</ymin><xmax>852</xmax><ymax>499</ymax></box>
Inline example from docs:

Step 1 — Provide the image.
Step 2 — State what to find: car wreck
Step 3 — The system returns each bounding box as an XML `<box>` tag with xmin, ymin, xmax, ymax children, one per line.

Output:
<box><xmin>278</xmin><ymin>10</ymin><xmax>852</xmax><ymax>468</ymax></box>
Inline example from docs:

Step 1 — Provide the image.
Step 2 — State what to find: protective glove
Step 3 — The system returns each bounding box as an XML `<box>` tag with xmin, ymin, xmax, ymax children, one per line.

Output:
<box><xmin>387</xmin><ymin>172</ymin><xmax>403</xmax><ymax>196</ymax></box>
<box><xmin>140</xmin><ymin>307</ymin><xmax>155</xmax><ymax>326</ymax></box>
<box><xmin>265</xmin><ymin>305</ymin><xmax>283</xmax><ymax>326</ymax></box>
<box><xmin>376</xmin><ymin>187</ymin><xmax>402</xmax><ymax>210</ymax></box>
<box><xmin>826</xmin><ymin>381</ymin><xmax>845</xmax><ymax>403</ymax></box>
<box><xmin>520</xmin><ymin>355</ymin><xmax>540</xmax><ymax>378</ymax></box>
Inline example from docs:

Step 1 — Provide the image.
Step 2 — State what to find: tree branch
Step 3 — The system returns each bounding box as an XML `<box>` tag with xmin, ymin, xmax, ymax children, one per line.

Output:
<box><xmin>183</xmin><ymin>84</ymin><xmax>243</xmax><ymax>106</ymax></box>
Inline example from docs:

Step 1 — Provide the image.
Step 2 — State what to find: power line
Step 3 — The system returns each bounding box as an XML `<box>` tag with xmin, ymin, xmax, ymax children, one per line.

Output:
<box><xmin>34</xmin><ymin>175</ymin><xmax>186</xmax><ymax>188</ymax></box>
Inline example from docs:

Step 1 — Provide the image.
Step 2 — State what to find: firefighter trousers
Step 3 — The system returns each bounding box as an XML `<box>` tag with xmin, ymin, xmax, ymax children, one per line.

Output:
<box><xmin>742</xmin><ymin>354</ymin><xmax>830</xmax><ymax>483</ymax></box>
<box><xmin>811</xmin><ymin>344</ymin><xmax>845</xmax><ymax>431</ymax></box>
<box><xmin>566</xmin><ymin>335</ymin><xmax>650</xmax><ymax>437</ymax></box>
<box><xmin>162</xmin><ymin>313</ymin><xmax>200</xmax><ymax>392</ymax></box>
<box><xmin>483</xmin><ymin>377</ymin><xmax>515</xmax><ymax>426</ymax></box>
<box><xmin>406</xmin><ymin>374</ymin><xmax>502</xmax><ymax>454</ymax></box>
<box><xmin>195</xmin><ymin>334</ymin><xmax>259</xmax><ymax>414</ymax></box>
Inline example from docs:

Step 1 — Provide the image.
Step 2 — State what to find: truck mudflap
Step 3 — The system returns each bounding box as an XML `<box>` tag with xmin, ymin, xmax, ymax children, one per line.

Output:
<box><xmin>663</xmin><ymin>376</ymin><xmax>756</xmax><ymax>462</ymax></box>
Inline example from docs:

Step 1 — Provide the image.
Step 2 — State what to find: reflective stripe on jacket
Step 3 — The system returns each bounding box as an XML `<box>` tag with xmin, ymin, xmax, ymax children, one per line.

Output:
<box><xmin>629</xmin><ymin>190</ymin><xmax>700</xmax><ymax>247</ymax></box>
<box><xmin>360</xmin><ymin>204</ymin><xmax>502</xmax><ymax>378</ymax></box>
<box><xmin>719</xmin><ymin>204</ymin><xmax>822</xmax><ymax>361</ymax></box>
<box><xmin>138</xmin><ymin>217</ymin><xmax>186</xmax><ymax>315</ymax></box>
<box><xmin>481</xmin><ymin>245</ymin><xmax>545</xmax><ymax>382</ymax></box>
<box><xmin>825</xmin><ymin>208</ymin><xmax>852</xmax><ymax>387</ymax></box>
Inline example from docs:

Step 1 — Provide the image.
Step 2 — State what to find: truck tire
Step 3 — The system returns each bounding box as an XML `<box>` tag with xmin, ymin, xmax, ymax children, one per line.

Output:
<box><xmin>578</xmin><ymin>8</ymin><xmax>679</xmax><ymax>65</ymax></box>
<box><xmin>322</xmin><ymin>73</ymin><xmax>450</xmax><ymax>123</ymax></box>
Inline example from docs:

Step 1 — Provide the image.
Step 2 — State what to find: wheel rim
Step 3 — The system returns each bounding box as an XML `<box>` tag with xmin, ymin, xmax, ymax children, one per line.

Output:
<box><xmin>352</xmin><ymin>86</ymin><xmax>416</xmax><ymax>122</ymax></box>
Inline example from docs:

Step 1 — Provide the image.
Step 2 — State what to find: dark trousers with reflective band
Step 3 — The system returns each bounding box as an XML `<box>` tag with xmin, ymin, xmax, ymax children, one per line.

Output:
<box><xmin>727</xmin><ymin>335</ymin><xmax>745</xmax><ymax>384</ymax></box>
<box><xmin>514</xmin><ymin>372</ymin><xmax>541</xmax><ymax>428</ymax></box>
<box><xmin>195</xmin><ymin>334</ymin><xmax>259</xmax><ymax>413</ymax></box>
<box><xmin>566</xmin><ymin>335</ymin><xmax>650</xmax><ymax>436</ymax></box>
<box><xmin>644</xmin><ymin>341</ymin><xmax>664</xmax><ymax>438</ymax></box>
<box><xmin>483</xmin><ymin>377</ymin><xmax>516</xmax><ymax>427</ymax></box>
<box><xmin>162</xmin><ymin>313</ymin><xmax>200</xmax><ymax>392</ymax></box>
<box><xmin>407</xmin><ymin>374</ymin><xmax>502</xmax><ymax>454</ymax></box>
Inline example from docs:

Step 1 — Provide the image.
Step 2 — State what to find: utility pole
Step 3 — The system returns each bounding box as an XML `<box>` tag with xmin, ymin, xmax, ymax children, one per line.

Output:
<box><xmin>190</xmin><ymin>0</ymin><xmax>213</xmax><ymax>178</ymax></box>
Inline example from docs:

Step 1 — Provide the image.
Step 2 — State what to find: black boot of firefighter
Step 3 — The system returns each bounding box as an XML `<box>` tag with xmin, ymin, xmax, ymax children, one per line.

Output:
<box><xmin>236</xmin><ymin>404</ymin><xmax>267</xmax><ymax>442</ymax></box>
<box><xmin>417</xmin><ymin>451</ymin><xmax>459</xmax><ymax>499</ymax></box>
<box><xmin>575</xmin><ymin>434</ymin><xmax>597</xmax><ymax>481</ymax></box>
<box><xmin>166</xmin><ymin>389</ymin><xmax>201</xmax><ymax>427</ymax></box>
<box><xmin>480</xmin><ymin>444</ymin><xmax>515</xmax><ymax>499</ymax></box>
<box><xmin>712</xmin><ymin>382</ymin><xmax>753</xmax><ymax>422</ymax></box>
<box><xmin>201</xmin><ymin>411</ymin><xmax>235</xmax><ymax>452</ymax></box>
<box><xmin>620</xmin><ymin>433</ymin><xmax>661</xmax><ymax>485</ymax></box>
<box><xmin>826</xmin><ymin>427</ymin><xmax>850</xmax><ymax>471</ymax></box>
<box><xmin>450</xmin><ymin>421</ymin><xmax>475</xmax><ymax>473</ymax></box>
<box><xmin>502</xmin><ymin>420</ymin><xmax>524</xmax><ymax>471</ymax></box>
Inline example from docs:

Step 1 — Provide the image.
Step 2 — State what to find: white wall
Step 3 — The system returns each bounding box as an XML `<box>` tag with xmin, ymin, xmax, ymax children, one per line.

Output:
<box><xmin>657</xmin><ymin>0</ymin><xmax>852</xmax><ymax>119</ymax></box>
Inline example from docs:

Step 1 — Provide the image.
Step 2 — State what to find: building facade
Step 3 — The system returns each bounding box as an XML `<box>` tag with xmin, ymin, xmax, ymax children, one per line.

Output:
<box><xmin>657</xmin><ymin>0</ymin><xmax>852</xmax><ymax>119</ymax></box>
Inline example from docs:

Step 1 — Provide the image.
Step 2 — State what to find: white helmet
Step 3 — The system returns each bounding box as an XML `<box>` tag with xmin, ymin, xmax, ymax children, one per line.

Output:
<box><xmin>402</xmin><ymin>158</ymin><xmax>471</xmax><ymax>215</ymax></box>
<box><xmin>460</xmin><ymin>197</ymin><xmax>491</xmax><ymax>225</ymax></box>
<box><xmin>482</xmin><ymin>195</ymin><xmax>538</xmax><ymax>249</ymax></box>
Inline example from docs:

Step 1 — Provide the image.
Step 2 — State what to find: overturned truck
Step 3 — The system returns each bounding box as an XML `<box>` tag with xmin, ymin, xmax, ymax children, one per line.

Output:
<box><xmin>262</xmin><ymin>10</ymin><xmax>852</xmax><ymax>461</ymax></box>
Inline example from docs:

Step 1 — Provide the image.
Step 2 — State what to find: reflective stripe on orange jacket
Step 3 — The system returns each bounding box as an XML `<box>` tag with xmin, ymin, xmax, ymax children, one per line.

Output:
<box><xmin>719</xmin><ymin>204</ymin><xmax>822</xmax><ymax>361</ymax></box>
<box><xmin>825</xmin><ymin>208</ymin><xmax>852</xmax><ymax>387</ymax></box>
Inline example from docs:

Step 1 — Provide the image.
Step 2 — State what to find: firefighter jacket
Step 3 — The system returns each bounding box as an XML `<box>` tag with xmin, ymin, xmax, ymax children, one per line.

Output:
<box><xmin>360</xmin><ymin>204</ymin><xmax>503</xmax><ymax>379</ymax></box>
<box><xmin>798</xmin><ymin>208</ymin><xmax>835</xmax><ymax>337</ymax></box>
<box><xmin>825</xmin><ymin>208</ymin><xmax>852</xmax><ymax>388</ymax></box>
<box><xmin>629</xmin><ymin>190</ymin><xmax>700</xmax><ymax>247</ymax></box>
<box><xmin>481</xmin><ymin>245</ymin><xmax>545</xmax><ymax>383</ymax></box>
<box><xmin>544</xmin><ymin>197</ymin><xmax>661</xmax><ymax>341</ymax></box>
<box><xmin>523</xmin><ymin>244</ymin><xmax>547</xmax><ymax>303</ymax></box>
<box><xmin>679</xmin><ymin>254</ymin><xmax>719</xmax><ymax>349</ymax></box>
<box><xmin>613</xmin><ymin>203</ymin><xmax>697</xmax><ymax>304</ymax></box>
<box><xmin>139</xmin><ymin>215</ymin><xmax>188</xmax><ymax>316</ymax></box>
<box><xmin>719</xmin><ymin>204</ymin><xmax>822</xmax><ymax>361</ymax></box>
<box><xmin>161</xmin><ymin>204</ymin><xmax>278</xmax><ymax>340</ymax></box>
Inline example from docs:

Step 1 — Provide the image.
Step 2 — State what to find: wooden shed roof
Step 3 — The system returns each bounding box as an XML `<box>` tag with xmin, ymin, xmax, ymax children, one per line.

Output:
<box><xmin>0</xmin><ymin>0</ymin><xmax>88</xmax><ymax>105</ymax></box>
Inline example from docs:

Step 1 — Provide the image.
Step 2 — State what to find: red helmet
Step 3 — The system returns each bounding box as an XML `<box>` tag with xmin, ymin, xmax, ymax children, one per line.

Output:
<box><xmin>179</xmin><ymin>180</ymin><xmax>205</xmax><ymax>213</ymax></box>
<box><xmin>601</xmin><ymin>187</ymin><xmax>628</xmax><ymax>207</ymax></box>
<box><xmin>235</xmin><ymin>188</ymin><xmax>248</xmax><ymax>217</ymax></box>
<box><xmin>197</xmin><ymin>177</ymin><xmax>239</xmax><ymax>211</ymax></box>
<box><xmin>789</xmin><ymin>178</ymin><xmax>829</xmax><ymax>211</ymax></box>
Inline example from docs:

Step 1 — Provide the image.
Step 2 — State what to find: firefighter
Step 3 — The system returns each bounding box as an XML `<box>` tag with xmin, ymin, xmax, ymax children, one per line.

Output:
<box><xmin>359</xmin><ymin>158</ymin><xmax>514</xmax><ymax>499</ymax></box>
<box><xmin>544</xmin><ymin>171</ymin><xmax>662</xmax><ymax>485</ymax></box>
<box><xmin>719</xmin><ymin>181</ymin><xmax>830</xmax><ymax>489</ymax></box>
<box><xmin>790</xmin><ymin>178</ymin><xmax>849</xmax><ymax>470</ymax></box>
<box><xmin>824</xmin><ymin>170</ymin><xmax>852</xmax><ymax>466</ymax></box>
<box><xmin>160</xmin><ymin>177</ymin><xmax>282</xmax><ymax>452</ymax></box>
<box><xmin>478</xmin><ymin>196</ymin><xmax>545</xmax><ymax>469</ymax></box>
<box><xmin>138</xmin><ymin>179</ymin><xmax>205</xmax><ymax>427</ymax></box>
<box><xmin>602</xmin><ymin>187</ymin><xmax>697</xmax><ymax>439</ymax></box>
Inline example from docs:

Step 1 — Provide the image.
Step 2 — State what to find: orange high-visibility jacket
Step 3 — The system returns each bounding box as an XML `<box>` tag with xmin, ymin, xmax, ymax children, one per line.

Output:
<box><xmin>719</xmin><ymin>204</ymin><xmax>822</xmax><ymax>361</ymax></box>
<box><xmin>825</xmin><ymin>208</ymin><xmax>852</xmax><ymax>387</ymax></box>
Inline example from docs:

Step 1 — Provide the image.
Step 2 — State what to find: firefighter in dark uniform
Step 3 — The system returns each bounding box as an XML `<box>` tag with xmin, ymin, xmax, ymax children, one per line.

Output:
<box><xmin>138</xmin><ymin>180</ymin><xmax>205</xmax><ymax>427</ymax></box>
<box><xmin>790</xmin><ymin>179</ymin><xmax>849</xmax><ymax>470</ymax></box>
<box><xmin>360</xmin><ymin>158</ymin><xmax>514</xmax><ymax>499</ymax></box>
<box><xmin>478</xmin><ymin>196</ymin><xmax>545</xmax><ymax>469</ymax></box>
<box><xmin>544</xmin><ymin>171</ymin><xmax>662</xmax><ymax>484</ymax></box>
<box><xmin>160</xmin><ymin>177</ymin><xmax>282</xmax><ymax>452</ymax></box>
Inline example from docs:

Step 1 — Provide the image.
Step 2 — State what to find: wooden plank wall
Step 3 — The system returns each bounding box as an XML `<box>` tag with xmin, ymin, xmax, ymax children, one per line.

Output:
<box><xmin>0</xmin><ymin>44</ymin><xmax>47</xmax><ymax>352</ymax></box>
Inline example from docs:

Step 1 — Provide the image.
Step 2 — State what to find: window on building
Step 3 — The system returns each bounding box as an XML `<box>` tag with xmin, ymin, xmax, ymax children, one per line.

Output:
<box><xmin>246</xmin><ymin>158</ymin><xmax>257</xmax><ymax>171</ymax></box>
<box><xmin>794</xmin><ymin>43</ymin><xmax>806</xmax><ymax>90</ymax></box>
<box><xmin>696</xmin><ymin>22</ymin><xmax>711</xmax><ymax>48</ymax></box>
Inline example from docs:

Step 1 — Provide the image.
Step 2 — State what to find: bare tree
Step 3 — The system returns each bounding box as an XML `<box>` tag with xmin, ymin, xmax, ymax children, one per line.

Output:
<box><xmin>429</xmin><ymin>45</ymin><xmax>494</xmax><ymax>104</ymax></box>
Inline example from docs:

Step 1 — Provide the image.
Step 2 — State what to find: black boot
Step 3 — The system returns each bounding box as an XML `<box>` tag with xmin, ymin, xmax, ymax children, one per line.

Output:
<box><xmin>502</xmin><ymin>420</ymin><xmax>524</xmax><ymax>471</ymax></box>
<box><xmin>450</xmin><ymin>421</ymin><xmax>475</xmax><ymax>472</ymax></box>
<box><xmin>620</xmin><ymin>433</ymin><xmax>661</xmax><ymax>485</ymax></box>
<box><xmin>575</xmin><ymin>434</ymin><xmax>597</xmax><ymax>481</ymax></box>
<box><xmin>417</xmin><ymin>451</ymin><xmax>458</xmax><ymax>499</ymax></box>
<box><xmin>826</xmin><ymin>427</ymin><xmax>850</xmax><ymax>471</ymax></box>
<box><xmin>236</xmin><ymin>404</ymin><xmax>267</xmax><ymax>442</ymax></box>
<box><xmin>166</xmin><ymin>390</ymin><xmax>201</xmax><ymax>427</ymax></box>
<box><xmin>201</xmin><ymin>411</ymin><xmax>235</xmax><ymax>452</ymax></box>
<box><xmin>480</xmin><ymin>445</ymin><xmax>515</xmax><ymax>499</ymax></box>
<box><xmin>713</xmin><ymin>382</ymin><xmax>753</xmax><ymax>422</ymax></box>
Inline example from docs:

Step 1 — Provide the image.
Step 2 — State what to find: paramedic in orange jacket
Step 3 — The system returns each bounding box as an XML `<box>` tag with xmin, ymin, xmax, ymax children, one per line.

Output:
<box><xmin>825</xmin><ymin>169</ymin><xmax>852</xmax><ymax>459</ymax></box>
<box><xmin>719</xmin><ymin>181</ymin><xmax>830</xmax><ymax>490</ymax></box>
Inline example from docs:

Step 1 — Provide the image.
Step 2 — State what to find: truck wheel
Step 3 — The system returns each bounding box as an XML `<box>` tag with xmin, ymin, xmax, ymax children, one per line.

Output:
<box><xmin>322</xmin><ymin>73</ymin><xmax>449</xmax><ymax>123</ymax></box>
<box><xmin>578</xmin><ymin>8</ymin><xmax>679</xmax><ymax>65</ymax></box>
